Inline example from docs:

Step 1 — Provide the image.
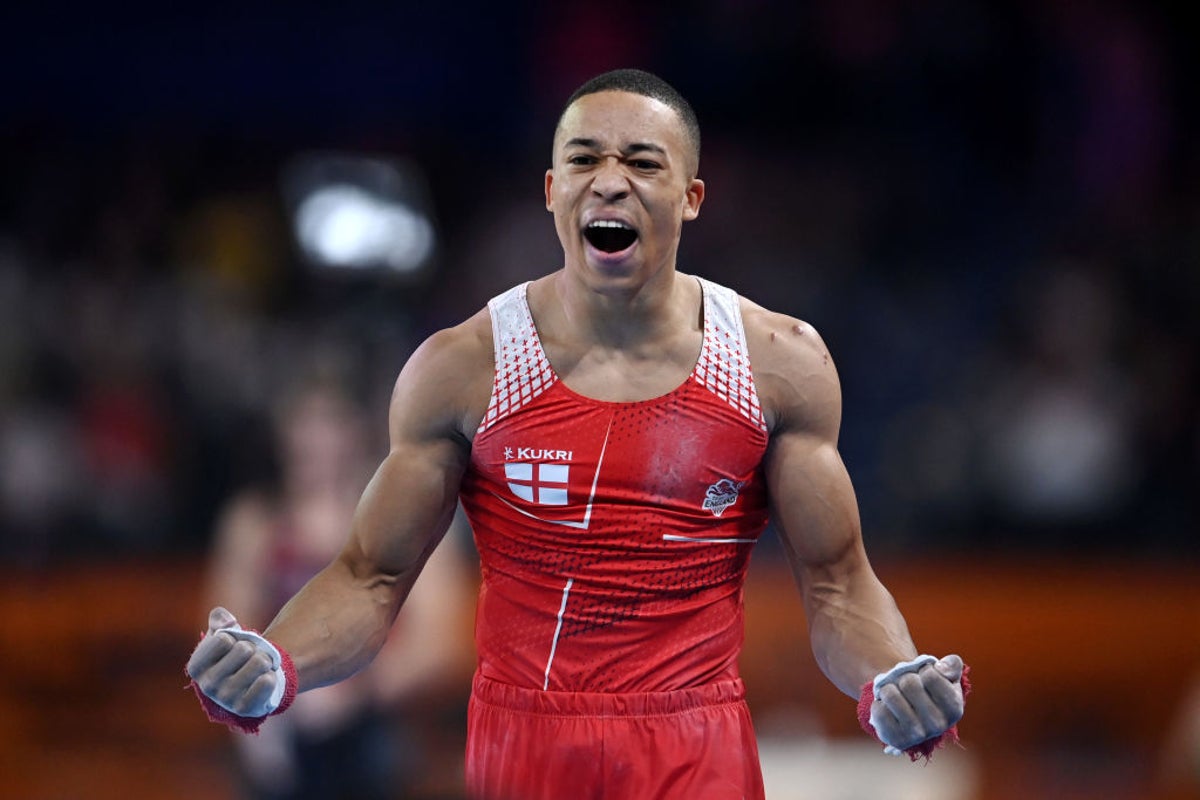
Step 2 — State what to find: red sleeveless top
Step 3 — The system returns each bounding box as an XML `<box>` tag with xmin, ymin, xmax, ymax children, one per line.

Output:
<box><xmin>459</xmin><ymin>277</ymin><xmax>770</xmax><ymax>693</ymax></box>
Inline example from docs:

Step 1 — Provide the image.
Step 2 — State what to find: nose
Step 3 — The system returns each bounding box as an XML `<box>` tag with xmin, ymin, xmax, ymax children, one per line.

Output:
<box><xmin>591</xmin><ymin>157</ymin><xmax>630</xmax><ymax>201</ymax></box>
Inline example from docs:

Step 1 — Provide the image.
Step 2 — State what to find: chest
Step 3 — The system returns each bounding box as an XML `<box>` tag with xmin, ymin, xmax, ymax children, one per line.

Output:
<box><xmin>539</xmin><ymin>331</ymin><xmax>703</xmax><ymax>404</ymax></box>
<box><xmin>468</xmin><ymin>381</ymin><xmax>768</xmax><ymax>524</ymax></box>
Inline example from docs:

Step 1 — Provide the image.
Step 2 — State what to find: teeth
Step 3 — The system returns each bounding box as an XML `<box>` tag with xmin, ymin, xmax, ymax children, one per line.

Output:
<box><xmin>587</xmin><ymin>220</ymin><xmax>633</xmax><ymax>230</ymax></box>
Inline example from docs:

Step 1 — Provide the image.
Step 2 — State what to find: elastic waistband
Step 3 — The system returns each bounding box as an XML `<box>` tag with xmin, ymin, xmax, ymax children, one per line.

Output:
<box><xmin>471</xmin><ymin>671</ymin><xmax>746</xmax><ymax>718</ymax></box>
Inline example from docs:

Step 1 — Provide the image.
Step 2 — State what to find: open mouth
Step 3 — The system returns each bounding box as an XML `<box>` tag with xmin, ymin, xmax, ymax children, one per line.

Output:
<box><xmin>583</xmin><ymin>220</ymin><xmax>638</xmax><ymax>253</ymax></box>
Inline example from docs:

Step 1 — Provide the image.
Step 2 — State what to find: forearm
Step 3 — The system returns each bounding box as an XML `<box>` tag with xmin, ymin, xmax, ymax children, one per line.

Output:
<box><xmin>262</xmin><ymin>442</ymin><xmax>463</xmax><ymax>693</ymax></box>
<box><xmin>263</xmin><ymin>555</ymin><xmax>411</xmax><ymax>692</ymax></box>
<box><xmin>369</xmin><ymin>542</ymin><xmax>470</xmax><ymax>704</ymax></box>
<box><xmin>803</xmin><ymin>561</ymin><xmax>918</xmax><ymax>698</ymax></box>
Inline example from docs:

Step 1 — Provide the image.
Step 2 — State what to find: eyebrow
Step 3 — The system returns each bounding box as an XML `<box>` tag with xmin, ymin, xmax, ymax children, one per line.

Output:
<box><xmin>564</xmin><ymin>138</ymin><xmax>668</xmax><ymax>158</ymax></box>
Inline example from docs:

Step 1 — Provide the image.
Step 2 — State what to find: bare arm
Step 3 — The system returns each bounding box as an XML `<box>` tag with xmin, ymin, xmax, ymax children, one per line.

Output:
<box><xmin>367</xmin><ymin>517</ymin><xmax>475</xmax><ymax>704</ymax></box>
<box><xmin>749</xmin><ymin>305</ymin><xmax>966</xmax><ymax>755</ymax></box>
<box><xmin>188</xmin><ymin>314</ymin><xmax>492</xmax><ymax>714</ymax></box>
<box><xmin>750</xmin><ymin>311</ymin><xmax>916</xmax><ymax>698</ymax></box>
<box><xmin>262</xmin><ymin>322</ymin><xmax>488</xmax><ymax>691</ymax></box>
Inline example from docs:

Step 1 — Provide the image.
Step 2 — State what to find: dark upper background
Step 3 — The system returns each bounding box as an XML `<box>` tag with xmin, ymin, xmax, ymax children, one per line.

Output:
<box><xmin>0</xmin><ymin>0</ymin><xmax>1196</xmax><ymax>565</ymax></box>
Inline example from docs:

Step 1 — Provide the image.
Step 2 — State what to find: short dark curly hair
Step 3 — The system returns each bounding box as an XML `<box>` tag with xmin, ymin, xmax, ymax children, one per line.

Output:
<box><xmin>556</xmin><ymin>68</ymin><xmax>701</xmax><ymax>173</ymax></box>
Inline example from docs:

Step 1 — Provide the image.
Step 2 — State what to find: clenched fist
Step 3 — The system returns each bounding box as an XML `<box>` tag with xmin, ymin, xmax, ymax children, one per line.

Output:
<box><xmin>860</xmin><ymin>654</ymin><xmax>970</xmax><ymax>759</ymax></box>
<box><xmin>186</xmin><ymin>607</ymin><xmax>296</xmax><ymax>731</ymax></box>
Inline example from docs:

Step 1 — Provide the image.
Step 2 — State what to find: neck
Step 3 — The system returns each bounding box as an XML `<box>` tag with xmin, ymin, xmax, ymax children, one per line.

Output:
<box><xmin>549</xmin><ymin>267</ymin><xmax>692</xmax><ymax>348</ymax></box>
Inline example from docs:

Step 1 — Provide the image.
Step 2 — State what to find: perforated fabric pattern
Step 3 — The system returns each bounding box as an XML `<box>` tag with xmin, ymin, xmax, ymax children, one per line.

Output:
<box><xmin>692</xmin><ymin>278</ymin><xmax>766</xmax><ymax>432</ymax></box>
<box><xmin>479</xmin><ymin>282</ymin><xmax>557</xmax><ymax>433</ymax></box>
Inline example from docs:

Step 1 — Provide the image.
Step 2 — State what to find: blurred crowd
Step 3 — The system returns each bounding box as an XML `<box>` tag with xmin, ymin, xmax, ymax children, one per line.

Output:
<box><xmin>0</xmin><ymin>0</ymin><xmax>1196</xmax><ymax>567</ymax></box>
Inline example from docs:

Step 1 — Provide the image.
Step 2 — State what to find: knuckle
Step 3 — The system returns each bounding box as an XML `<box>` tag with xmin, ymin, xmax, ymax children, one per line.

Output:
<box><xmin>904</xmin><ymin>718</ymin><xmax>931</xmax><ymax>745</ymax></box>
<box><xmin>188</xmin><ymin>642</ymin><xmax>215</xmax><ymax>669</ymax></box>
<box><xmin>231</xmin><ymin>640</ymin><xmax>257</xmax><ymax>660</ymax></box>
<box><xmin>214</xmin><ymin>683</ymin><xmax>240</xmax><ymax>709</ymax></box>
<box><xmin>208</xmin><ymin>631</ymin><xmax>235</xmax><ymax>652</ymax></box>
<box><xmin>920</xmin><ymin>666</ymin><xmax>943</xmax><ymax>687</ymax></box>
<box><xmin>251</xmin><ymin>672</ymin><xmax>277</xmax><ymax>697</ymax></box>
<box><xmin>249</xmin><ymin>651</ymin><xmax>274</xmax><ymax>673</ymax></box>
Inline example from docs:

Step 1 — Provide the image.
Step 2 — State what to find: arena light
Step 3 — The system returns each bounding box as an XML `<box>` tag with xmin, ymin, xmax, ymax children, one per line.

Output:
<box><xmin>283</xmin><ymin>153</ymin><xmax>437</xmax><ymax>277</ymax></box>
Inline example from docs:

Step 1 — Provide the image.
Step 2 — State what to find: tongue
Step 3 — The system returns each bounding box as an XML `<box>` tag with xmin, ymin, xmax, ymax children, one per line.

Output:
<box><xmin>585</xmin><ymin>226</ymin><xmax>637</xmax><ymax>253</ymax></box>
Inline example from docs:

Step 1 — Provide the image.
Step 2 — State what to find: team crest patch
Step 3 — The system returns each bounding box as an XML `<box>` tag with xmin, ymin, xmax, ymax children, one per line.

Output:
<box><xmin>703</xmin><ymin>478</ymin><xmax>744</xmax><ymax>517</ymax></box>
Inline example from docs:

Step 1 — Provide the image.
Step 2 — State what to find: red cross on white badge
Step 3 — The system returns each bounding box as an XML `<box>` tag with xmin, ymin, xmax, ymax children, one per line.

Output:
<box><xmin>504</xmin><ymin>462</ymin><xmax>570</xmax><ymax>506</ymax></box>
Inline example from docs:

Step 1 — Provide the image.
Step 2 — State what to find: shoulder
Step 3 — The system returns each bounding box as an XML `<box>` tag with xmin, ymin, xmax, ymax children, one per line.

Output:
<box><xmin>738</xmin><ymin>295</ymin><xmax>842</xmax><ymax>439</ymax></box>
<box><xmin>404</xmin><ymin>306</ymin><xmax>494</xmax><ymax>376</ymax></box>
<box><xmin>389</xmin><ymin>306</ymin><xmax>495</xmax><ymax>445</ymax></box>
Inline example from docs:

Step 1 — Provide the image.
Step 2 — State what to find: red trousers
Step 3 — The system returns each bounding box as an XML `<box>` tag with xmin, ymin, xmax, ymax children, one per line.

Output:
<box><xmin>465</xmin><ymin>672</ymin><xmax>765</xmax><ymax>800</ymax></box>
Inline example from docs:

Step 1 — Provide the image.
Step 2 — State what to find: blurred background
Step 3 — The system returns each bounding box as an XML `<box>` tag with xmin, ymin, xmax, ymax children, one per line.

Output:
<box><xmin>0</xmin><ymin>1</ymin><xmax>1196</xmax><ymax>798</ymax></box>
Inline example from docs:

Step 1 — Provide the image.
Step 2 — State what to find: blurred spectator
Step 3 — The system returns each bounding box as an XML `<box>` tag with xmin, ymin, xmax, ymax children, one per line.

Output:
<box><xmin>0</xmin><ymin>395</ymin><xmax>84</xmax><ymax>562</ymax></box>
<box><xmin>973</xmin><ymin>260</ymin><xmax>1140</xmax><ymax>546</ymax></box>
<box><xmin>0</xmin><ymin>1</ymin><xmax>1195</xmax><ymax>567</ymax></box>
<box><xmin>203</xmin><ymin>373</ymin><xmax>473</xmax><ymax>800</ymax></box>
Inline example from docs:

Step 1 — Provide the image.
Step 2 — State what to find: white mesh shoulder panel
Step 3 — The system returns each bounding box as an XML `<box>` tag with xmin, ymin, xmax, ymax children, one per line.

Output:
<box><xmin>478</xmin><ymin>282</ymin><xmax>557</xmax><ymax>433</ymax></box>
<box><xmin>693</xmin><ymin>277</ymin><xmax>766</xmax><ymax>431</ymax></box>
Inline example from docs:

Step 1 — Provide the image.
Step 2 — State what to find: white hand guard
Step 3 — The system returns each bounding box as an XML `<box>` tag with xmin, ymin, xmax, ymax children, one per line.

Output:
<box><xmin>218</xmin><ymin>625</ymin><xmax>288</xmax><ymax>714</ymax></box>
<box><xmin>870</xmin><ymin>654</ymin><xmax>938</xmax><ymax>756</ymax></box>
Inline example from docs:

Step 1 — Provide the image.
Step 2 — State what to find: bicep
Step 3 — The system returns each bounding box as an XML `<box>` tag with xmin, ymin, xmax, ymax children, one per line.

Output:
<box><xmin>341</xmin><ymin>435</ymin><xmax>467</xmax><ymax>583</ymax></box>
<box><xmin>765</xmin><ymin>429</ymin><xmax>869</xmax><ymax>592</ymax></box>
<box><xmin>747</xmin><ymin>308</ymin><xmax>873</xmax><ymax>590</ymax></box>
<box><xmin>339</xmin><ymin>324</ymin><xmax>486</xmax><ymax>586</ymax></box>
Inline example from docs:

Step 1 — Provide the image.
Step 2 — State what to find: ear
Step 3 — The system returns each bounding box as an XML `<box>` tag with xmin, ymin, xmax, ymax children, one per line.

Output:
<box><xmin>682</xmin><ymin>178</ymin><xmax>705</xmax><ymax>222</ymax></box>
<box><xmin>545</xmin><ymin>169</ymin><xmax>555</xmax><ymax>212</ymax></box>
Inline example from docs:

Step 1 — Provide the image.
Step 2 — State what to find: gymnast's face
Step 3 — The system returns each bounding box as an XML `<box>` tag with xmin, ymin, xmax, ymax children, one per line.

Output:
<box><xmin>545</xmin><ymin>90</ymin><xmax>704</xmax><ymax>292</ymax></box>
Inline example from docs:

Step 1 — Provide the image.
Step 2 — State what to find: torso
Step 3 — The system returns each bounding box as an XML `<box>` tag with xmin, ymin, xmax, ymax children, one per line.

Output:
<box><xmin>458</xmin><ymin>275</ymin><xmax>771</xmax><ymax>693</ymax></box>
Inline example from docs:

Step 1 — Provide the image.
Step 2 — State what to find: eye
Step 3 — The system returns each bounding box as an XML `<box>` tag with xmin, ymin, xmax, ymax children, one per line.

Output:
<box><xmin>630</xmin><ymin>159</ymin><xmax>662</xmax><ymax>172</ymax></box>
<box><xmin>567</xmin><ymin>154</ymin><xmax>597</xmax><ymax>166</ymax></box>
